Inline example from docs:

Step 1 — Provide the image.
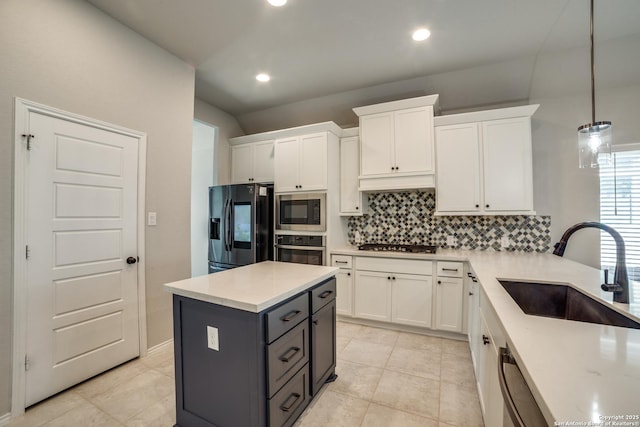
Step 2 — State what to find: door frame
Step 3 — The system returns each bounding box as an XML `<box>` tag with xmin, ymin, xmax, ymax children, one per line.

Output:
<box><xmin>11</xmin><ymin>98</ymin><xmax>148</xmax><ymax>416</ymax></box>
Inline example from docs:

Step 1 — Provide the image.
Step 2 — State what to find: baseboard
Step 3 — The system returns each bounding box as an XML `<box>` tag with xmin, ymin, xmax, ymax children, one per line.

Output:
<box><xmin>0</xmin><ymin>412</ymin><xmax>12</xmax><ymax>426</ymax></box>
<box><xmin>146</xmin><ymin>338</ymin><xmax>173</xmax><ymax>356</ymax></box>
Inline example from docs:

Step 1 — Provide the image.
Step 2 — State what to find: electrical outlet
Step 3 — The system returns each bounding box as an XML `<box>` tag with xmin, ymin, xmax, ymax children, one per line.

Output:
<box><xmin>207</xmin><ymin>326</ymin><xmax>219</xmax><ymax>351</ymax></box>
<box><xmin>447</xmin><ymin>235</ymin><xmax>456</xmax><ymax>246</ymax></box>
<box><xmin>147</xmin><ymin>212</ymin><xmax>157</xmax><ymax>226</ymax></box>
<box><xmin>501</xmin><ymin>236</ymin><xmax>510</xmax><ymax>248</ymax></box>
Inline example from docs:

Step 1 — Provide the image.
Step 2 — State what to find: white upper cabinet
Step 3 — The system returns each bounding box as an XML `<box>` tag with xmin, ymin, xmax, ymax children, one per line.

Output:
<box><xmin>339</xmin><ymin>135</ymin><xmax>367</xmax><ymax>216</ymax></box>
<box><xmin>230</xmin><ymin>140</ymin><xmax>274</xmax><ymax>184</ymax></box>
<box><xmin>354</xmin><ymin>95</ymin><xmax>439</xmax><ymax>192</ymax></box>
<box><xmin>274</xmin><ymin>132</ymin><xmax>328</xmax><ymax>192</ymax></box>
<box><xmin>434</xmin><ymin>105</ymin><xmax>538</xmax><ymax>215</ymax></box>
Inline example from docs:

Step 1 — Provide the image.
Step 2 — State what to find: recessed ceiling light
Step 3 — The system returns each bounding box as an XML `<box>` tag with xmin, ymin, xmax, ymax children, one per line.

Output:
<box><xmin>268</xmin><ymin>0</ymin><xmax>287</xmax><ymax>6</ymax></box>
<box><xmin>256</xmin><ymin>73</ymin><xmax>270</xmax><ymax>82</ymax></box>
<box><xmin>412</xmin><ymin>28</ymin><xmax>431</xmax><ymax>41</ymax></box>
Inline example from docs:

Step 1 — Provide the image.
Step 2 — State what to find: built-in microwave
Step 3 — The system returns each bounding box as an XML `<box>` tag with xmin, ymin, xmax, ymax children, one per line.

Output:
<box><xmin>275</xmin><ymin>193</ymin><xmax>326</xmax><ymax>232</ymax></box>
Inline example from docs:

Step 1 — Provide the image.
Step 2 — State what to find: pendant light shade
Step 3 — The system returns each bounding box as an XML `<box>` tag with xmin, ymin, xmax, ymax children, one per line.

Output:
<box><xmin>578</xmin><ymin>0</ymin><xmax>612</xmax><ymax>169</ymax></box>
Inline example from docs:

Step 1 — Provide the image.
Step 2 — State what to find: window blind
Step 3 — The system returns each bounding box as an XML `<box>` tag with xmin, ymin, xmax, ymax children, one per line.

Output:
<box><xmin>600</xmin><ymin>150</ymin><xmax>640</xmax><ymax>281</ymax></box>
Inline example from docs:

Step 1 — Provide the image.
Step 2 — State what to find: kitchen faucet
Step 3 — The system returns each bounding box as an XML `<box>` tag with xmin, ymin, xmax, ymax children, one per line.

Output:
<box><xmin>552</xmin><ymin>222</ymin><xmax>629</xmax><ymax>304</ymax></box>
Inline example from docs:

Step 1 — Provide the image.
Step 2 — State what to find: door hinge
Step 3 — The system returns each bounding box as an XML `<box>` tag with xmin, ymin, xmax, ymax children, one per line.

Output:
<box><xmin>25</xmin><ymin>355</ymin><xmax>30</xmax><ymax>371</ymax></box>
<box><xmin>21</xmin><ymin>134</ymin><xmax>35</xmax><ymax>150</ymax></box>
<box><xmin>25</xmin><ymin>245</ymin><xmax>30</xmax><ymax>260</ymax></box>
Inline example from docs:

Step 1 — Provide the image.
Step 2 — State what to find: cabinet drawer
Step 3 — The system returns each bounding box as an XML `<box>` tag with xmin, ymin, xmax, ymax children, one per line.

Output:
<box><xmin>267</xmin><ymin>321</ymin><xmax>309</xmax><ymax>398</ymax></box>
<box><xmin>356</xmin><ymin>257</ymin><xmax>432</xmax><ymax>275</ymax></box>
<box><xmin>331</xmin><ymin>255</ymin><xmax>352</xmax><ymax>268</ymax></box>
<box><xmin>310</xmin><ymin>278</ymin><xmax>336</xmax><ymax>313</ymax></box>
<box><xmin>437</xmin><ymin>261</ymin><xmax>463</xmax><ymax>277</ymax></box>
<box><xmin>268</xmin><ymin>365</ymin><xmax>310</xmax><ymax>427</ymax></box>
<box><xmin>266</xmin><ymin>293</ymin><xmax>309</xmax><ymax>344</ymax></box>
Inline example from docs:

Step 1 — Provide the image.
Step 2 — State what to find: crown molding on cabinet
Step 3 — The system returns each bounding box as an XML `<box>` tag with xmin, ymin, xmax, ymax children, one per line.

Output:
<box><xmin>353</xmin><ymin>94</ymin><xmax>440</xmax><ymax>117</ymax></box>
<box><xmin>434</xmin><ymin>104</ymin><xmax>539</xmax><ymax>127</ymax></box>
<box><xmin>229</xmin><ymin>121</ymin><xmax>343</xmax><ymax>145</ymax></box>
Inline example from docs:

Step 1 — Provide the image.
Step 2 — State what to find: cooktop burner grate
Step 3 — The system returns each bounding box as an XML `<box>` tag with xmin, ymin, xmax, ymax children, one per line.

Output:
<box><xmin>357</xmin><ymin>243</ymin><xmax>437</xmax><ymax>254</ymax></box>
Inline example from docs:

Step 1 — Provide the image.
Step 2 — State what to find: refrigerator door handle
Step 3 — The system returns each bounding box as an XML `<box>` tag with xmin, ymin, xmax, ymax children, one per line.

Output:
<box><xmin>226</xmin><ymin>198</ymin><xmax>233</xmax><ymax>252</ymax></box>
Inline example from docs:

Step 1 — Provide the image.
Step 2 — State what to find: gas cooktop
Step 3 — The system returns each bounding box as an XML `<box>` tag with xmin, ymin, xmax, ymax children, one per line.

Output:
<box><xmin>357</xmin><ymin>243</ymin><xmax>437</xmax><ymax>254</ymax></box>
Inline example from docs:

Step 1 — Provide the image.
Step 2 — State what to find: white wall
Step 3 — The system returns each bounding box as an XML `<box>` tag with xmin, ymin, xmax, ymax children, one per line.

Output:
<box><xmin>0</xmin><ymin>0</ymin><xmax>195</xmax><ymax>415</ymax></box>
<box><xmin>191</xmin><ymin>121</ymin><xmax>216</xmax><ymax>277</ymax></box>
<box><xmin>194</xmin><ymin>98</ymin><xmax>245</xmax><ymax>185</ymax></box>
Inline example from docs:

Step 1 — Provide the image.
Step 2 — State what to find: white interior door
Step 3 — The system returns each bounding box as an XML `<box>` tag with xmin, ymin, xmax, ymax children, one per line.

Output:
<box><xmin>25</xmin><ymin>111</ymin><xmax>140</xmax><ymax>406</ymax></box>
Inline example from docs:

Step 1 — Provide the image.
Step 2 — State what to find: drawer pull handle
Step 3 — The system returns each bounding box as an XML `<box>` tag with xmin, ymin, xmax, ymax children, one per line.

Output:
<box><xmin>467</xmin><ymin>272</ymin><xmax>473</xmax><ymax>277</ymax></box>
<box><xmin>472</xmin><ymin>278</ymin><xmax>478</xmax><ymax>282</ymax></box>
<box><xmin>335</xmin><ymin>261</ymin><xmax>348</xmax><ymax>264</ymax></box>
<box><xmin>319</xmin><ymin>290</ymin><xmax>333</xmax><ymax>299</ymax></box>
<box><xmin>279</xmin><ymin>347</ymin><xmax>301</xmax><ymax>363</ymax></box>
<box><xmin>281</xmin><ymin>310</ymin><xmax>302</xmax><ymax>322</ymax></box>
<box><xmin>482</xmin><ymin>334</ymin><xmax>490</xmax><ymax>345</ymax></box>
<box><xmin>442</xmin><ymin>268</ymin><xmax>459</xmax><ymax>272</ymax></box>
<box><xmin>280</xmin><ymin>392</ymin><xmax>301</xmax><ymax>412</ymax></box>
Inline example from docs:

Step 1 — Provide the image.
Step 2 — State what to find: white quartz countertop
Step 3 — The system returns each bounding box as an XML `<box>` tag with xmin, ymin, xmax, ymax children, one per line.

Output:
<box><xmin>331</xmin><ymin>247</ymin><xmax>640</xmax><ymax>424</ymax></box>
<box><xmin>164</xmin><ymin>261</ymin><xmax>338</xmax><ymax>313</ymax></box>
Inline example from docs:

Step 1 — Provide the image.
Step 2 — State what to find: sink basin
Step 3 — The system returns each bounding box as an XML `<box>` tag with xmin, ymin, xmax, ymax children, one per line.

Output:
<box><xmin>498</xmin><ymin>280</ymin><xmax>640</xmax><ymax>329</ymax></box>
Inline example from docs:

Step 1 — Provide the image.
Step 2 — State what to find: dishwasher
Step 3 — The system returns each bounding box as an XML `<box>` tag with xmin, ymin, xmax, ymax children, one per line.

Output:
<box><xmin>499</xmin><ymin>347</ymin><xmax>548</xmax><ymax>427</ymax></box>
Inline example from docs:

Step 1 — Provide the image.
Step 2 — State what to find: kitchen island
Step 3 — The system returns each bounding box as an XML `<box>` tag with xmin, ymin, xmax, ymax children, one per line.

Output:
<box><xmin>164</xmin><ymin>261</ymin><xmax>338</xmax><ymax>427</ymax></box>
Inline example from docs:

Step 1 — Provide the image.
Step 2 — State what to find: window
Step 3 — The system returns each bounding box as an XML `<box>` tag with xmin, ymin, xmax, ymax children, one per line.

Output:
<box><xmin>599</xmin><ymin>147</ymin><xmax>640</xmax><ymax>281</ymax></box>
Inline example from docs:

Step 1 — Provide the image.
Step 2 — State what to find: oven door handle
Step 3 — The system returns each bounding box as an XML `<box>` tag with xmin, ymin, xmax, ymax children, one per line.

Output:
<box><xmin>275</xmin><ymin>245</ymin><xmax>325</xmax><ymax>251</ymax></box>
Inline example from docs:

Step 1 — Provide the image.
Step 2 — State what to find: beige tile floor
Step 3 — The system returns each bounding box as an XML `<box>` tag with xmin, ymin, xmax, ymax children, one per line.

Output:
<box><xmin>8</xmin><ymin>321</ymin><xmax>483</xmax><ymax>427</ymax></box>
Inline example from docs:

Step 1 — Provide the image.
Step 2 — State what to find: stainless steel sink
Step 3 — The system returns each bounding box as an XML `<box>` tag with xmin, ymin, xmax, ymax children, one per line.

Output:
<box><xmin>498</xmin><ymin>280</ymin><xmax>640</xmax><ymax>329</ymax></box>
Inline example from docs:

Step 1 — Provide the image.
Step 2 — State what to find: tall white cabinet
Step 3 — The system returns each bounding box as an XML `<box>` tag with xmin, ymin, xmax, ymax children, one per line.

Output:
<box><xmin>353</xmin><ymin>95</ymin><xmax>439</xmax><ymax>192</ymax></box>
<box><xmin>434</xmin><ymin>105</ymin><xmax>539</xmax><ymax>215</ymax></box>
<box><xmin>339</xmin><ymin>132</ymin><xmax>367</xmax><ymax>215</ymax></box>
<box><xmin>274</xmin><ymin>132</ymin><xmax>329</xmax><ymax>193</ymax></box>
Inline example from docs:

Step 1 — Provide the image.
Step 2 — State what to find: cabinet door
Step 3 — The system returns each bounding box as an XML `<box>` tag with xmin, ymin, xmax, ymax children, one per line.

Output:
<box><xmin>340</xmin><ymin>136</ymin><xmax>361</xmax><ymax>214</ymax></box>
<box><xmin>311</xmin><ymin>300</ymin><xmax>336</xmax><ymax>396</ymax></box>
<box><xmin>394</xmin><ymin>106</ymin><xmax>434</xmax><ymax>174</ymax></box>
<box><xmin>467</xmin><ymin>278</ymin><xmax>480</xmax><ymax>371</ymax></box>
<box><xmin>434</xmin><ymin>276</ymin><xmax>464</xmax><ymax>332</ymax></box>
<box><xmin>336</xmin><ymin>269</ymin><xmax>353</xmax><ymax>316</ymax></box>
<box><xmin>360</xmin><ymin>112</ymin><xmax>394</xmax><ymax>176</ymax></box>
<box><xmin>435</xmin><ymin>123</ymin><xmax>482</xmax><ymax>212</ymax></box>
<box><xmin>482</xmin><ymin>117</ymin><xmax>533</xmax><ymax>212</ymax></box>
<box><xmin>274</xmin><ymin>136</ymin><xmax>300</xmax><ymax>192</ymax></box>
<box><xmin>478</xmin><ymin>313</ymin><xmax>504</xmax><ymax>427</ymax></box>
<box><xmin>299</xmin><ymin>133</ymin><xmax>327</xmax><ymax>191</ymax></box>
<box><xmin>231</xmin><ymin>144</ymin><xmax>254</xmax><ymax>184</ymax></box>
<box><xmin>391</xmin><ymin>274</ymin><xmax>432</xmax><ymax>328</ymax></box>
<box><xmin>252</xmin><ymin>141</ymin><xmax>274</xmax><ymax>183</ymax></box>
<box><xmin>354</xmin><ymin>271</ymin><xmax>391</xmax><ymax>321</ymax></box>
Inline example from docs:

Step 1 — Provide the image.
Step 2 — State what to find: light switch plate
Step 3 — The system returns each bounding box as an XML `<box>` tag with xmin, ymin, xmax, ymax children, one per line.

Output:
<box><xmin>501</xmin><ymin>236</ymin><xmax>510</xmax><ymax>248</ymax></box>
<box><xmin>447</xmin><ymin>235</ymin><xmax>456</xmax><ymax>246</ymax></box>
<box><xmin>147</xmin><ymin>212</ymin><xmax>157</xmax><ymax>226</ymax></box>
<box><xmin>207</xmin><ymin>326</ymin><xmax>219</xmax><ymax>351</ymax></box>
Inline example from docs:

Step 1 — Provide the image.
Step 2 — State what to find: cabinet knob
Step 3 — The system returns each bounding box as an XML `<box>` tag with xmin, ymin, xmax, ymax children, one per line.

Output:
<box><xmin>392</xmin><ymin>276</ymin><xmax>396</xmax><ymax>280</ymax></box>
<box><xmin>347</xmin><ymin>272</ymin><xmax>351</xmax><ymax>276</ymax></box>
<box><xmin>486</xmin><ymin>204</ymin><xmax>490</xmax><ymax>208</ymax></box>
<box><xmin>475</xmin><ymin>204</ymin><xmax>479</xmax><ymax>208</ymax></box>
<box><xmin>469</xmin><ymin>292</ymin><xmax>474</xmax><ymax>296</ymax></box>
<box><xmin>355</xmin><ymin>206</ymin><xmax>359</xmax><ymax>210</ymax></box>
<box><xmin>437</xmin><ymin>280</ymin><xmax>442</xmax><ymax>284</ymax></box>
<box><xmin>387</xmin><ymin>276</ymin><xmax>391</xmax><ymax>280</ymax></box>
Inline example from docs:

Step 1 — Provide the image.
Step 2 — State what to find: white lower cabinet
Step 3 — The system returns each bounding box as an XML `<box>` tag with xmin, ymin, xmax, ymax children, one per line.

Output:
<box><xmin>335</xmin><ymin>269</ymin><xmax>353</xmax><ymax>317</ymax></box>
<box><xmin>391</xmin><ymin>274</ymin><xmax>433</xmax><ymax>328</ymax></box>
<box><xmin>468</xmin><ymin>284</ymin><xmax>505</xmax><ymax>427</ymax></box>
<box><xmin>434</xmin><ymin>261</ymin><xmax>464</xmax><ymax>332</ymax></box>
<box><xmin>354</xmin><ymin>271</ymin><xmax>392</xmax><ymax>321</ymax></box>
<box><xmin>353</xmin><ymin>257</ymin><xmax>432</xmax><ymax>326</ymax></box>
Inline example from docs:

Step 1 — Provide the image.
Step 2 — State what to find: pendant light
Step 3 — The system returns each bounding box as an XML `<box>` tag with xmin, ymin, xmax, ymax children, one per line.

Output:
<box><xmin>578</xmin><ymin>0</ymin><xmax>612</xmax><ymax>169</ymax></box>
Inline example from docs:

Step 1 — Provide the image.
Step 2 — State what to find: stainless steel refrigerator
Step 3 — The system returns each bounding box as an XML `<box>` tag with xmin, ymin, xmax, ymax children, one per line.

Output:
<box><xmin>208</xmin><ymin>183</ymin><xmax>274</xmax><ymax>273</ymax></box>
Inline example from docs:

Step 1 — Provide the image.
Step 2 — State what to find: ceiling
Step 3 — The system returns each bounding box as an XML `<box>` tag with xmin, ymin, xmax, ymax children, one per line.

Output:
<box><xmin>87</xmin><ymin>0</ymin><xmax>640</xmax><ymax>130</ymax></box>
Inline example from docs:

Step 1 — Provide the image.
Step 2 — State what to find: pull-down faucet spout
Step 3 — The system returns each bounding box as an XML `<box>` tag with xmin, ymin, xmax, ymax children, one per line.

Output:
<box><xmin>553</xmin><ymin>222</ymin><xmax>629</xmax><ymax>304</ymax></box>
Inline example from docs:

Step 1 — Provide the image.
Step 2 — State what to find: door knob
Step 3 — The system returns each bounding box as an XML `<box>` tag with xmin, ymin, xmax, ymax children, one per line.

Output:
<box><xmin>126</xmin><ymin>256</ymin><xmax>138</xmax><ymax>264</ymax></box>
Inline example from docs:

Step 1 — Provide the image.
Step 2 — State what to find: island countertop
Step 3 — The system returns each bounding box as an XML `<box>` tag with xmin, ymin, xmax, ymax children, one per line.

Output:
<box><xmin>164</xmin><ymin>261</ymin><xmax>338</xmax><ymax>313</ymax></box>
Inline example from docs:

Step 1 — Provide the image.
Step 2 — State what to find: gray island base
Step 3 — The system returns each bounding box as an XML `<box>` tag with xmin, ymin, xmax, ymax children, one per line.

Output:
<box><xmin>164</xmin><ymin>261</ymin><xmax>338</xmax><ymax>427</ymax></box>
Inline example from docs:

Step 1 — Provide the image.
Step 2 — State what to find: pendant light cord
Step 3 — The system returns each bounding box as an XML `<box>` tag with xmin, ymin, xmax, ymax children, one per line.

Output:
<box><xmin>590</xmin><ymin>0</ymin><xmax>596</xmax><ymax>124</ymax></box>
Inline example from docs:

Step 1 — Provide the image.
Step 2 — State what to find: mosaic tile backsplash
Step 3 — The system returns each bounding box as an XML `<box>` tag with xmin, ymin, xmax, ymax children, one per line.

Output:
<box><xmin>347</xmin><ymin>192</ymin><xmax>551</xmax><ymax>252</ymax></box>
